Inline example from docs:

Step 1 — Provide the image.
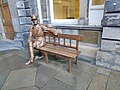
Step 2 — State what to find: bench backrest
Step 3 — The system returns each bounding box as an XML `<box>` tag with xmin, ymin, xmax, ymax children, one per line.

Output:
<box><xmin>44</xmin><ymin>31</ymin><xmax>83</xmax><ymax>50</ymax></box>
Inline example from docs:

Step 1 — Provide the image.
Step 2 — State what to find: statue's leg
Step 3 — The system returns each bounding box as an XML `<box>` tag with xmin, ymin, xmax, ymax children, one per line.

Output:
<box><xmin>25</xmin><ymin>42</ymin><xmax>34</xmax><ymax>65</ymax></box>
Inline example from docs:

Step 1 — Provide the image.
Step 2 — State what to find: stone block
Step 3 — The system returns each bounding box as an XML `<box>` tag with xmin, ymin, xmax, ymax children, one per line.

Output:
<box><xmin>19</xmin><ymin>17</ymin><xmax>31</xmax><ymax>25</ymax></box>
<box><xmin>17</xmin><ymin>9</ymin><xmax>32</xmax><ymax>17</ymax></box>
<box><xmin>14</xmin><ymin>40</ymin><xmax>24</xmax><ymax>48</ymax></box>
<box><xmin>16</xmin><ymin>1</ymin><xmax>30</xmax><ymax>9</ymax></box>
<box><xmin>21</xmin><ymin>25</ymin><xmax>30</xmax><ymax>32</ymax></box>
<box><xmin>16</xmin><ymin>1</ymin><xmax>25</xmax><ymax>8</ymax></box>
<box><xmin>96</xmin><ymin>61</ymin><xmax>111</xmax><ymax>69</ymax></box>
<box><xmin>22</xmin><ymin>32</ymin><xmax>29</xmax><ymax>47</ymax></box>
<box><xmin>102</xmin><ymin>27</ymin><xmax>120</xmax><ymax>40</ymax></box>
<box><xmin>24</xmin><ymin>1</ymin><xmax>31</xmax><ymax>8</ymax></box>
<box><xmin>105</xmin><ymin>0</ymin><xmax>120</xmax><ymax>13</ymax></box>
<box><xmin>15</xmin><ymin>32</ymin><xmax>23</xmax><ymax>39</ymax></box>
<box><xmin>96</xmin><ymin>51</ymin><xmax>115</xmax><ymax>64</ymax></box>
<box><xmin>101</xmin><ymin>40</ymin><xmax>120</xmax><ymax>51</ymax></box>
<box><xmin>96</xmin><ymin>50</ymin><xmax>120</xmax><ymax>71</ymax></box>
<box><xmin>111</xmin><ymin>65</ymin><xmax>120</xmax><ymax>71</ymax></box>
<box><xmin>101</xmin><ymin>13</ymin><xmax>120</xmax><ymax>26</ymax></box>
<box><xmin>115</xmin><ymin>54</ymin><xmax>120</xmax><ymax>65</ymax></box>
<box><xmin>12</xmin><ymin>18</ymin><xmax>20</xmax><ymax>26</ymax></box>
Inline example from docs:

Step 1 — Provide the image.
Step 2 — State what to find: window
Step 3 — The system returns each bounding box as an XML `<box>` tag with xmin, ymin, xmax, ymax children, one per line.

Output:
<box><xmin>92</xmin><ymin>0</ymin><xmax>105</xmax><ymax>5</ymax></box>
<box><xmin>53</xmin><ymin>0</ymin><xmax>80</xmax><ymax>19</ymax></box>
<box><xmin>2</xmin><ymin>0</ymin><xmax>7</xmax><ymax>4</ymax></box>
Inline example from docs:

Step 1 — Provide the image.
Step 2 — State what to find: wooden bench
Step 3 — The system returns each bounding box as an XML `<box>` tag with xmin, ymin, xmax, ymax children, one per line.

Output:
<box><xmin>39</xmin><ymin>31</ymin><xmax>83</xmax><ymax>72</ymax></box>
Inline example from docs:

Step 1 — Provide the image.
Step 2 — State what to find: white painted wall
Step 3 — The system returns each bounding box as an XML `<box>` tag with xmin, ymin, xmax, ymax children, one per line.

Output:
<box><xmin>37</xmin><ymin>0</ymin><xmax>43</xmax><ymax>24</ymax></box>
<box><xmin>89</xmin><ymin>0</ymin><xmax>104</xmax><ymax>25</ymax></box>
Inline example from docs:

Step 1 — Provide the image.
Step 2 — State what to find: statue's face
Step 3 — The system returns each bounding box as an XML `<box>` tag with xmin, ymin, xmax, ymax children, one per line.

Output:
<box><xmin>32</xmin><ymin>19</ymin><xmax>38</xmax><ymax>25</ymax></box>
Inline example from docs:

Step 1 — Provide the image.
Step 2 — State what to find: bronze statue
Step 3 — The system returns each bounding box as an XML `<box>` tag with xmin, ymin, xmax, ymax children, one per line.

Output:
<box><xmin>25</xmin><ymin>15</ymin><xmax>57</xmax><ymax>65</ymax></box>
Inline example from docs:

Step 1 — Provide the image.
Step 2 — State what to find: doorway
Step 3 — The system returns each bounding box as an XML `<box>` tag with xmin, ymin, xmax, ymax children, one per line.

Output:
<box><xmin>0</xmin><ymin>0</ymin><xmax>15</xmax><ymax>40</ymax></box>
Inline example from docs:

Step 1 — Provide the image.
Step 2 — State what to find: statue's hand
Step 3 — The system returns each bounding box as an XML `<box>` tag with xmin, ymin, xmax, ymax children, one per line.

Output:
<box><xmin>54</xmin><ymin>31</ymin><xmax>58</xmax><ymax>36</ymax></box>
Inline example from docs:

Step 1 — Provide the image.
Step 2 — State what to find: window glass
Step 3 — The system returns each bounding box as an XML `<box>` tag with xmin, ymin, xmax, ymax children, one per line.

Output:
<box><xmin>92</xmin><ymin>0</ymin><xmax>105</xmax><ymax>5</ymax></box>
<box><xmin>2</xmin><ymin>0</ymin><xmax>7</xmax><ymax>4</ymax></box>
<box><xmin>53</xmin><ymin>0</ymin><xmax>80</xmax><ymax>19</ymax></box>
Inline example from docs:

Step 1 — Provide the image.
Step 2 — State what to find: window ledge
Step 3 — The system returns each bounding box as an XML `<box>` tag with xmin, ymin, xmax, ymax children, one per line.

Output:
<box><xmin>90</xmin><ymin>5</ymin><xmax>104</xmax><ymax>10</ymax></box>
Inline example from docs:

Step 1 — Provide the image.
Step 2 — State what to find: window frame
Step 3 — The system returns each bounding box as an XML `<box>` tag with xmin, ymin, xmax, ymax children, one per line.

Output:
<box><xmin>49</xmin><ymin>0</ymin><xmax>80</xmax><ymax>25</ymax></box>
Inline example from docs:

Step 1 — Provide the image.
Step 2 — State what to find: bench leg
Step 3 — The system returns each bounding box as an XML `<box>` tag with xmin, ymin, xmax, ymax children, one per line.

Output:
<box><xmin>44</xmin><ymin>52</ymin><xmax>48</xmax><ymax>64</ymax></box>
<box><xmin>67</xmin><ymin>58</ymin><xmax>71</xmax><ymax>73</ymax></box>
<box><xmin>75</xmin><ymin>56</ymin><xmax>78</xmax><ymax>65</ymax></box>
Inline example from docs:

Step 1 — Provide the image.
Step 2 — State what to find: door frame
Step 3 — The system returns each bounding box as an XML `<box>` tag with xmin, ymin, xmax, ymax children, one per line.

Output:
<box><xmin>0</xmin><ymin>0</ymin><xmax>15</xmax><ymax>40</ymax></box>
<box><xmin>88</xmin><ymin>0</ymin><xmax>104</xmax><ymax>25</ymax></box>
<box><xmin>37</xmin><ymin>0</ymin><xmax>43</xmax><ymax>24</ymax></box>
<box><xmin>0</xmin><ymin>2</ymin><xmax>6</xmax><ymax>39</ymax></box>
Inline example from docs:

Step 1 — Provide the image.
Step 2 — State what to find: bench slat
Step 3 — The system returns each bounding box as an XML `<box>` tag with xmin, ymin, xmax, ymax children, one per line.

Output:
<box><xmin>44</xmin><ymin>44</ymin><xmax>80</xmax><ymax>54</ymax></box>
<box><xmin>40</xmin><ymin>44</ymin><xmax>78</xmax><ymax>58</ymax></box>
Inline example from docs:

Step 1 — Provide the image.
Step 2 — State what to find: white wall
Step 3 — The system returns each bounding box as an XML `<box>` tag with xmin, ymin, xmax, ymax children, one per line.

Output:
<box><xmin>89</xmin><ymin>0</ymin><xmax>104</xmax><ymax>25</ymax></box>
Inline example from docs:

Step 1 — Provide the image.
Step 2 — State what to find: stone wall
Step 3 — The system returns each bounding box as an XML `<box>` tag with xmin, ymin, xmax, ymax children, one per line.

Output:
<box><xmin>96</xmin><ymin>0</ymin><xmax>120</xmax><ymax>71</ymax></box>
<box><xmin>8</xmin><ymin>0</ymin><xmax>38</xmax><ymax>48</ymax></box>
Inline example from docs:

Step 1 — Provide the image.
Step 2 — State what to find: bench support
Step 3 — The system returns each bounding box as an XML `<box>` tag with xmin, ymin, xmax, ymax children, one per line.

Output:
<box><xmin>67</xmin><ymin>58</ymin><xmax>71</xmax><ymax>73</ymax></box>
<box><xmin>75</xmin><ymin>56</ymin><xmax>78</xmax><ymax>65</ymax></box>
<box><xmin>44</xmin><ymin>52</ymin><xmax>48</xmax><ymax>64</ymax></box>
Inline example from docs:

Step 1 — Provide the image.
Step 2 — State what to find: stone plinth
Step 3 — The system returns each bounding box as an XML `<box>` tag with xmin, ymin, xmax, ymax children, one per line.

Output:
<box><xmin>96</xmin><ymin>51</ymin><xmax>120</xmax><ymax>71</ymax></box>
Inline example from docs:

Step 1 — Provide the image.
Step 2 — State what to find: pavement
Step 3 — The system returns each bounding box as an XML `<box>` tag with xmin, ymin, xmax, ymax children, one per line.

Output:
<box><xmin>0</xmin><ymin>49</ymin><xmax>120</xmax><ymax>90</ymax></box>
<box><xmin>0</xmin><ymin>39</ymin><xmax>20</xmax><ymax>51</ymax></box>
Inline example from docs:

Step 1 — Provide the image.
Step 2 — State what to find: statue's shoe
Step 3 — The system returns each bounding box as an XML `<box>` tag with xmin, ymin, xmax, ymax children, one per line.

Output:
<box><xmin>25</xmin><ymin>60</ymin><xmax>33</xmax><ymax>65</ymax></box>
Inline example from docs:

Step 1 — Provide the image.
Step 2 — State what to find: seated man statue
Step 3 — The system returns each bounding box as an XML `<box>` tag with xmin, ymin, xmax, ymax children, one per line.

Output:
<box><xmin>25</xmin><ymin>15</ymin><xmax>57</xmax><ymax>65</ymax></box>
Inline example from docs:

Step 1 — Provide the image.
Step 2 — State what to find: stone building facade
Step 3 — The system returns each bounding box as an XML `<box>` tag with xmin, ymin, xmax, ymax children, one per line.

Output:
<box><xmin>96</xmin><ymin>0</ymin><xmax>120</xmax><ymax>71</ymax></box>
<box><xmin>0</xmin><ymin>0</ymin><xmax>49</xmax><ymax>47</ymax></box>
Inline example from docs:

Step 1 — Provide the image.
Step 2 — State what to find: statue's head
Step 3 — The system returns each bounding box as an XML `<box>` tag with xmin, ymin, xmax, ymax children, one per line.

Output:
<box><xmin>31</xmin><ymin>15</ymin><xmax>38</xmax><ymax>25</ymax></box>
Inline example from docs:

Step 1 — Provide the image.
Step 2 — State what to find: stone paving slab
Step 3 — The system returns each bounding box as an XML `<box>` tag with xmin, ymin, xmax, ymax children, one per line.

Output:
<box><xmin>1</xmin><ymin>68</ymin><xmax>37</xmax><ymax>90</ymax></box>
<box><xmin>72</xmin><ymin>62</ymin><xmax>97</xmax><ymax>90</ymax></box>
<box><xmin>0</xmin><ymin>58</ymin><xmax>10</xmax><ymax>73</ymax></box>
<box><xmin>35</xmin><ymin>65</ymin><xmax>58</xmax><ymax>89</ymax></box>
<box><xmin>11</xmin><ymin>86</ymin><xmax>39</xmax><ymax>90</ymax></box>
<box><xmin>97</xmin><ymin>67</ymin><xmax>111</xmax><ymax>76</ymax></box>
<box><xmin>0</xmin><ymin>70</ymin><xmax>10</xmax><ymax>89</ymax></box>
<box><xmin>0</xmin><ymin>50</ymin><xmax>18</xmax><ymax>61</ymax></box>
<box><xmin>88</xmin><ymin>73</ymin><xmax>108</xmax><ymax>90</ymax></box>
<box><xmin>0</xmin><ymin>55</ymin><xmax>27</xmax><ymax>72</ymax></box>
<box><xmin>37</xmin><ymin>60</ymin><xmax>65</xmax><ymax>71</ymax></box>
<box><xmin>55</xmin><ymin>69</ymin><xmax>75</xmax><ymax>87</ymax></box>
<box><xmin>40</xmin><ymin>78</ymin><xmax>75</xmax><ymax>90</ymax></box>
<box><xmin>107</xmin><ymin>71</ymin><xmax>120</xmax><ymax>90</ymax></box>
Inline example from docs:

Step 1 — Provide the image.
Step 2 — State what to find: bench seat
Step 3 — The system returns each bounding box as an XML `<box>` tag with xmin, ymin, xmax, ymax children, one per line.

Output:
<box><xmin>40</xmin><ymin>44</ymin><xmax>80</xmax><ymax>58</ymax></box>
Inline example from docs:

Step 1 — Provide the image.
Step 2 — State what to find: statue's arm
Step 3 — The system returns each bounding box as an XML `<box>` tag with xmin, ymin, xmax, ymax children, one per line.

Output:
<box><xmin>41</xmin><ymin>25</ymin><xmax>58</xmax><ymax>35</ymax></box>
